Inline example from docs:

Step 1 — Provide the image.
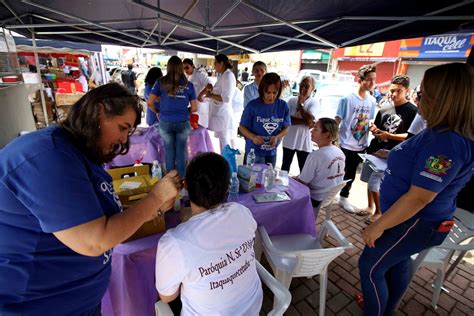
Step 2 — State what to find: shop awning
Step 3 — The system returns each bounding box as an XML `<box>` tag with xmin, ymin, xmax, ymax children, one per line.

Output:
<box><xmin>1</xmin><ymin>0</ymin><xmax>473</xmax><ymax>54</ymax></box>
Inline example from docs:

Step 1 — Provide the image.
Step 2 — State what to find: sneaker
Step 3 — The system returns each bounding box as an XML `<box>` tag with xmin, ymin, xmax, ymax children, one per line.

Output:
<box><xmin>338</xmin><ymin>197</ymin><xmax>357</xmax><ymax>213</ymax></box>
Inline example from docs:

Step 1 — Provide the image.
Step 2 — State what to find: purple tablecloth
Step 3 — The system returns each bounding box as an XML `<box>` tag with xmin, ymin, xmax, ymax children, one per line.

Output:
<box><xmin>101</xmin><ymin>178</ymin><xmax>315</xmax><ymax>316</ymax></box>
<box><xmin>106</xmin><ymin>126</ymin><xmax>214</xmax><ymax>168</ymax></box>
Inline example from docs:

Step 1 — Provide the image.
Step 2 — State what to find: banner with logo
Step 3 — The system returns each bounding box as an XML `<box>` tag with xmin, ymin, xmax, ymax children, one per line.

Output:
<box><xmin>419</xmin><ymin>34</ymin><xmax>472</xmax><ymax>58</ymax></box>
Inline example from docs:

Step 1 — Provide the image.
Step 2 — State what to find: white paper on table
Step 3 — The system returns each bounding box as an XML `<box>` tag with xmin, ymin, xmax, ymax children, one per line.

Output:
<box><xmin>120</xmin><ymin>181</ymin><xmax>142</xmax><ymax>190</ymax></box>
<box><xmin>359</xmin><ymin>154</ymin><xmax>388</xmax><ymax>172</ymax></box>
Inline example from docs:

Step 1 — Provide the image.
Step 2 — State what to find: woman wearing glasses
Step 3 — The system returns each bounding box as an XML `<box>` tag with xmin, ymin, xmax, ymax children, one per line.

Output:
<box><xmin>281</xmin><ymin>76</ymin><xmax>319</xmax><ymax>173</ymax></box>
<box><xmin>183</xmin><ymin>58</ymin><xmax>213</xmax><ymax>128</ymax></box>
<box><xmin>0</xmin><ymin>83</ymin><xmax>181</xmax><ymax>315</ymax></box>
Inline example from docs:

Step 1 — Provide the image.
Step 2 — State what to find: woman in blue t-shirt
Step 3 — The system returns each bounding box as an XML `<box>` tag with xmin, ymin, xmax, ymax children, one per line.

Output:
<box><xmin>148</xmin><ymin>56</ymin><xmax>198</xmax><ymax>176</ymax></box>
<box><xmin>358</xmin><ymin>63</ymin><xmax>474</xmax><ymax>316</ymax></box>
<box><xmin>144</xmin><ymin>67</ymin><xmax>163</xmax><ymax>126</ymax></box>
<box><xmin>239</xmin><ymin>72</ymin><xmax>291</xmax><ymax>166</ymax></box>
<box><xmin>0</xmin><ymin>83</ymin><xmax>182</xmax><ymax>315</ymax></box>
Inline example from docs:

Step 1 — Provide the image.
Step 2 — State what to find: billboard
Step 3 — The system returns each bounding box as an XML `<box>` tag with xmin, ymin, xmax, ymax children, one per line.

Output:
<box><xmin>400</xmin><ymin>34</ymin><xmax>473</xmax><ymax>59</ymax></box>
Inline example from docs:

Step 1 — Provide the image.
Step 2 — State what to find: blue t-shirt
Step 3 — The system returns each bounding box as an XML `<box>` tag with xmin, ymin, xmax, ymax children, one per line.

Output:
<box><xmin>0</xmin><ymin>126</ymin><xmax>122</xmax><ymax>315</ymax></box>
<box><xmin>240</xmin><ymin>98</ymin><xmax>291</xmax><ymax>157</ymax></box>
<box><xmin>380</xmin><ymin>128</ymin><xmax>473</xmax><ymax>221</ymax></box>
<box><xmin>145</xmin><ymin>83</ymin><xmax>160</xmax><ymax>126</ymax></box>
<box><xmin>150</xmin><ymin>78</ymin><xmax>196</xmax><ymax>122</ymax></box>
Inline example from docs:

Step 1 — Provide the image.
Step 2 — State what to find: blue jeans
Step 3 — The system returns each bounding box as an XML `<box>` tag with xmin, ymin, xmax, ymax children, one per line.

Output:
<box><xmin>159</xmin><ymin>120</ymin><xmax>191</xmax><ymax>177</ymax></box>
<box><xmin>359</xmin><ymin>217</ymin><xmax>449</xmax><ymax>316</ymax></box>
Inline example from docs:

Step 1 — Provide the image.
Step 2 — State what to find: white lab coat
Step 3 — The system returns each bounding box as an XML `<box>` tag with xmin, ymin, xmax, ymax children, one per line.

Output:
<box><xmin>189</xmin><ymin>68</ymin><xmax>212</xmax><ymax>128</ymax></box>
<box><xmin>208</xmin><ymin>69</ymin><xmax>235</xmax><ymax>132</ymax></box>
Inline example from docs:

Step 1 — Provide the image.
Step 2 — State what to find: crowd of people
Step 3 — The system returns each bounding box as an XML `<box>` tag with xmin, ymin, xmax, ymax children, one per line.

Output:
<box><xmin>0</xmin><ymin>49</ymin><xmax>472</xmax><ymax>315</ymax></box>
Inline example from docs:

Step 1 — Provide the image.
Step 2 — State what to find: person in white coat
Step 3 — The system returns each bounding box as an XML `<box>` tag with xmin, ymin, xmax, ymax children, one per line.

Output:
<box><xmin>199</xmin><ymin>54</ymin><xmax>236</xmax><ymax>151</ymax></box>
<box><xmin>183</xmin><ymin>58</ymin><xmax>213</xmax><ymax>128</ymax></box>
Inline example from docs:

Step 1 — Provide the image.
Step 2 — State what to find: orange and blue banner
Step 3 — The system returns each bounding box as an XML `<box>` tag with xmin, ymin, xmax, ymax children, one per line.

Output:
<box><xmin>400</xmin><ymin>34</ymin><xmax>473</xmax><ymax>59</ymax></box>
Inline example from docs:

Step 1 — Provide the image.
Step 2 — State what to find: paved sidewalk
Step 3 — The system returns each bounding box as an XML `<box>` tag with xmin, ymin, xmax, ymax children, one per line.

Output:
<box><xmin>258</xmin><ymin>204</ymin><xmax>474</xmax><ymax>315</ymax></box>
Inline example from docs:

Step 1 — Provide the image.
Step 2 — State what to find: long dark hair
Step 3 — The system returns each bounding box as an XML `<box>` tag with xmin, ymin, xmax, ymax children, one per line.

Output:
<box><xmin>61</xmin><ymin>82</ymin><xmax>142</xmax><ymax>164</ymax></box>
<box><xmin>160</xmin><ymin>56</ymin><xmax>187</xmax><ymax>96</ymax></box>
<box><xmin>145</xmin><ymin>67</ymin><xmax>163</xmax><ymax>85</ymax></box>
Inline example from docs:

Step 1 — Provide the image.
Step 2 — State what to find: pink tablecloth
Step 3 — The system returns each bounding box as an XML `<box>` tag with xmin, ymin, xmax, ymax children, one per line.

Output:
<box><xmin>101</xmin><ymin>178</ymin><xmax>315</xmax><ymax>316</ymax></box>
<box><xmin>106</xmin><ymin>126</ymin><xmax>214</xmax><ymax>168</ymax></box>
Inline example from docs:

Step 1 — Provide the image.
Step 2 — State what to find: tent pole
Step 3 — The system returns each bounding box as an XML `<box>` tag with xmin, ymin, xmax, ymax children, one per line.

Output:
<box><xmin>31</xmin><ymin>28</ymin><xmax>49</xmax><ymax>127</ymax></box>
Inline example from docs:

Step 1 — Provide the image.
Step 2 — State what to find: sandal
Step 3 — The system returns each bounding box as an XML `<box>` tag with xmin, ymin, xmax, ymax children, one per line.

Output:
<box><xmin>355</xmin><ymin>210</ymin><xmax>372</xmax><ymax>216</ymax></box>
<box><xmin>355</xmin><ymin>293</ymin><xmax>364</xmax><ymax>310</ymax></box>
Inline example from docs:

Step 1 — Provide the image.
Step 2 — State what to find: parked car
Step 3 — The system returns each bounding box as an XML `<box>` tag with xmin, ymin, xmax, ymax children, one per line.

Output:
<box><xmin>313</xmin><ymin>81</ymin><xmax>358</xmax><ymax>119</ymax></box>
<box><xmin>291</xmin><ymin>70</ymin><xmax>354</xmax><ymax>96</ymax></box>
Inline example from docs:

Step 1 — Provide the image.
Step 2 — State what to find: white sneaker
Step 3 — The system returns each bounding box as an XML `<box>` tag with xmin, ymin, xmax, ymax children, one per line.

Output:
<box><xmin>338</xmin><ymin>197</ymin><xmax>356</xmax><ymax>213</ymax></box>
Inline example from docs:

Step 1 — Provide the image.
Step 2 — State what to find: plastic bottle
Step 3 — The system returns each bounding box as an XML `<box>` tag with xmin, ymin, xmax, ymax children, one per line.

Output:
<box><xmin>246</xmin><ymin>148</ymin><xmax>256</xmax><ymax>167</ymax></box>
<box><xmin>263</xmin><ymin>163</ymin><xmax>276</xmax><ymax>192</ymax></box>
<box><xmin>228</xmin><ymin>172</ymin><xmax>240</xmax><ymax>202</ymax></box>
<box><xmin>151</xmin><ymin>160</ymin><xmax>162</xmax><ymax>180</ymax></box>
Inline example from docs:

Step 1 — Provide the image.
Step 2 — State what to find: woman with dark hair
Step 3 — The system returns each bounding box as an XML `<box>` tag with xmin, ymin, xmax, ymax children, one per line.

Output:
<box><xmin>147</xmin><ymin>56</ymin><xmax>198</xmax><ymax>176</ymax></box>
<box><xmin>0</xmin><ymin>82</ymin><xmax>182</xmax><ymax>315</ymax></box>
<box><xmin>144</xmin><ymin>67</ymin><xmax>163</xmax><ymax>126</ymax></box>
<box><xmin>239</xmin><ymin>72</ymin><xmax>291</xmax><ymax>165</ymax></box>
<box><xmin>199</xmin><ymin>54</ymin><xmax>235</xmax><ymax>151</ymax></box>
<box><xmin>183</xmin><ymin>58</ymin><xmax>213</xmax><ymax>128</ymax></box>
<box><xmin>155</xmin><ymin>152</ymin><xmax>263</xmax><ymax>314</ymax></box>
<box><xmin>358</xmin><ymin>63</ymin><xmax>474</xmax><ymax>315</ymax></box>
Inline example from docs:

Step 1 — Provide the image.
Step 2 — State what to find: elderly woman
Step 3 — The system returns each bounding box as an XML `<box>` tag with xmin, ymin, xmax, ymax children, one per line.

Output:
<box><xmin>148</xmin><ymin>56</ymin><xmax>198</xmax><ymax>176</ymax></box>
<box><xmin>0</xmin><ymin>83</ymin><xmax>181</xmax><ymax>315</ymax></box>
<box><xmin>281</xmin><ymin>76</ymin><xmax>319</xmax><ymax>172</ymax></box>
<box><xmin>199</xmin><ymin>54</ymin><xmax>236</xmax><ymax>151</ymax></box>
<box><xmin>359</xmin><ymin>63</ymin><xmax>474</xmax><ymax>316</ymax></box>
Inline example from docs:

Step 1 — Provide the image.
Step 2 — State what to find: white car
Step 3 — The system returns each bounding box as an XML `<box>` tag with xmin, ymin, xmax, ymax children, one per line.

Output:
<box><xmin>314</xmin><ymin>81</ymin><xmax>358</xmax><ymax>119</ymax></box>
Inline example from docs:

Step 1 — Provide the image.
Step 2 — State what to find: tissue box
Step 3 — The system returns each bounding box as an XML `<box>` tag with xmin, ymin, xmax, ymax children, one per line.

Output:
<box><xmin>237</xmin><ymin>165</ymin><xmax>256</xmax><ymax>192</ymax></box>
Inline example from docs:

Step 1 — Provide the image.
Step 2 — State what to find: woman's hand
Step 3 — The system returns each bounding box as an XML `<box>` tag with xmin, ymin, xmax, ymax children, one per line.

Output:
<box><xmin>268</xmin><ymin>136</ymin><xmax>278</xmax><ymax>147</ymax></box>
<box><xmin>363</xmin><ymin>222</ymin><xmax>384</xmax><ymax>248</ymax></box>
<box><xmin>252</xmin><ymin>135</ymin><xmax>264</xmax><ymax>145</ymax></box>
<box><xmin>149</xmin><ymin>170</ymin><xmax>182</xmax><ymax>214</ymax></box>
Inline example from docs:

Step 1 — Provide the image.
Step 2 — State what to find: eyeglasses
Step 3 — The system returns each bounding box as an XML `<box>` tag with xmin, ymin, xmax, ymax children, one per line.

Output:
<box><xmin>300</xmin><ymin>84</ymin><xmax>312</xmax><ymax>89</ymax></box>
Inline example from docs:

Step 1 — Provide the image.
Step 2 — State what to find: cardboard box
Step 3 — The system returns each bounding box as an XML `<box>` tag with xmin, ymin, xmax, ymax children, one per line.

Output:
<box><xmin>107</xmin><ymin>165</ymin><xmax>165</xmax><ymax>241</ymax></box>
<box><xmin>55</xmin><ymin>92</ymin><xmax>85</xmax><ymax>106</ymax></box>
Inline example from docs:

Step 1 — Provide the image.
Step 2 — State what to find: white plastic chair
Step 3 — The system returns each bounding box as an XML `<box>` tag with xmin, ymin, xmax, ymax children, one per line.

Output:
<box><xmin>314</xmin><ymin>179</ymin><xmax>351</xmax><ymax>220</ymax></box>
<box><xmin>258</xmin><ymin>220</ymin><xmax>353</xmax><ymax>316</ymax></box>
<box><xmin>409</xmin><ymin>208</ymin><xmax>474</xmax><ymax>309</ymax></box>
<box><xmin>154</xmin><ymin>261</ymin><xmax>291</xmax><ymax>316</ymax></box>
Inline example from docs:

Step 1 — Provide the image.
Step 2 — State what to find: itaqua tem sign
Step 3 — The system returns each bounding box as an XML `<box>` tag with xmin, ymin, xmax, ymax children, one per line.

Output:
<box><xmin>419</xmin><ymin>35</ymin><xmax>471</xmax><ymax>58</ymax></box>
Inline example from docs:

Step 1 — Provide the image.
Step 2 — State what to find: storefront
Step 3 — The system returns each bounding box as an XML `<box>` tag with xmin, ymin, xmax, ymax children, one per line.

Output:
<box><xmin>398</xmin><ymin>33</ymin><xmax>473</xmax><ymax>88</ymax></box>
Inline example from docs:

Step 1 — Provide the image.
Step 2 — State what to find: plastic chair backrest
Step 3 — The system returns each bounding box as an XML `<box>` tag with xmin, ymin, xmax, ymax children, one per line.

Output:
<box><xmin>317</xmin><ymin>179</ymin><xmax>350</xmax><ymax>220</ymax></box>
<box><xmin>256</xmin><ymin>261</ymin><xmax>291</xmax><ymax>315</ymax></box>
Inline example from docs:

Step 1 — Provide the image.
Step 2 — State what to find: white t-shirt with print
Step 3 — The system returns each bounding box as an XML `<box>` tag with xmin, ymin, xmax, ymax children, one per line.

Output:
<box><xmin>155</xmin><ymin>202</ymin><xmax>263</xmax><ymax>316</ymax></box>
<box><xmin>299</xmin><ymin>145</ymin><xmax>346</xmax><ymax>201</ymax></box>
<box><xmin>282</xmin><ymin>97</ymin><xmax>319</xmax><ymax>152</ymax></box>
<box><xmin>336</xmin><ymin>92</ymin><xmax>376</xmax><ymax>151</ymax></box>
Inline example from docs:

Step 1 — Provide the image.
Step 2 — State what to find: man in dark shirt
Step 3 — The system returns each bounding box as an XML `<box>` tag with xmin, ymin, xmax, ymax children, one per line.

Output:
<box><xmin>363</xmin><ymin>75</ymin><xmax>418</xmax><ymax>223</ymax></box>
<box><xmin>241</xmin><ymin>67</ymin><xmax>249</xmax><ymax>82</ymax></box>
<box><xmin>121</xmin><ymin>64</ymin><xmax>137</xmax><ymax>94</ymax></box>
